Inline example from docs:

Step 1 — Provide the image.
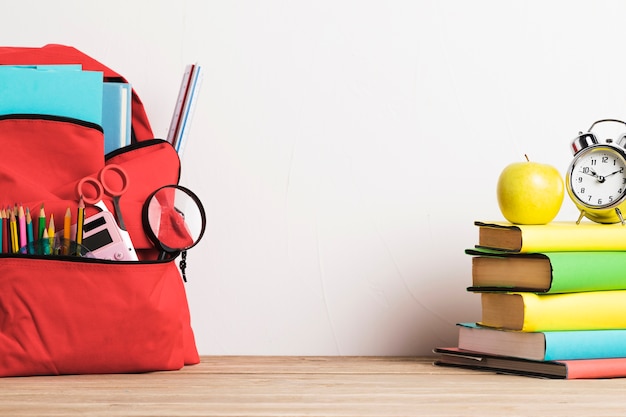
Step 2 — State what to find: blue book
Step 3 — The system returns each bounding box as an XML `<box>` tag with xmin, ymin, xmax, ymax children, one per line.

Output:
<box><xmin>457</xmin><ymin>323</ymin><xmax>626</xmax><ymax>361</ymax></box>
<box><xmin>0</xmin><ymin>65</ymin><xmax>103</xmax><ymax>125</ymax></box>
<box><xmin>102</xmin><ymin>82</ymin><xmax>132</xmax><ymax>154</ymax></box>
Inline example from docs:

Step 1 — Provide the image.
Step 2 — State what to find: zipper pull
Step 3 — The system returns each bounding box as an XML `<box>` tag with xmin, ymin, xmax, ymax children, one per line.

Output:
<box><xmin>179</xmin><ymin>250</ymin><xmax>187</xmax><ymax>282</ymax></box>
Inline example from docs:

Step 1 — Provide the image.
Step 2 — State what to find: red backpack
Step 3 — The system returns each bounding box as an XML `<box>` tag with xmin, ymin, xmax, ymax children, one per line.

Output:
<box><xmin>0</xmin><ymin>45</ymin><xmax>200</xmax><ymax>376</ymax></box>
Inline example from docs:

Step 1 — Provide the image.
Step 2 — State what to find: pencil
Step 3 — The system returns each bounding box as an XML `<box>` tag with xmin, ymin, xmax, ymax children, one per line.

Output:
<box><xmin>7</xmin><ymin>206</ymin><xmax>13</xmax><ymax>253</ymax></box>
<box><xmin>42</xmin><ymin>228</ymin><xmax>50</xmax><ymax>255</ymax></box>
<box><xmin>48</xmin><ymin>214</ymin><xmax>55</xmax><ymax>254</ymax></box>
<box><xmin>76</xmin><ymin>195</ymin><xmax>84</xmax><ymax>247</ymax></box>
<box><xmin>1</xmin><ymin>208</ymin><xmax>7</xmax><ymax>254</ymax></box>
<box><xmin>18</xmin><ymin>205</ymin><xmax>26</xmax><ymax>253</ymax></box>
<box><xmin>0</xmin><ymin>209</ymin><xmax>4</xmax><ymax>254</ymax></box>
<box><xmin>38</xmin><ymin>204</ymin><xmax>46</xmax><ymax>240</ymax></box>
<box><xmin>13</xmin><ymin>204</ymin><xmax>18</xmax><ymax>246</ymax></box>
<box><xmin>25</xmin><ymin>207</ymin><xmax>34</xmax><ymax>254</ymax></box>
<box><xmin>63</xmin><ymin>207</ymin><xmax>71</xmax><ymax>255</ymax></box>
<box><xmin>9</xmin><ymin>209</ymin><xmax>18</xmax><ymax>253</ymax></box>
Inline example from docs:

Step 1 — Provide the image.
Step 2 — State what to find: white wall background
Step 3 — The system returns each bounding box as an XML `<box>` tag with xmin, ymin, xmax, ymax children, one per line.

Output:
<box><xmin>4</xmin><ymin>0</ymin><xmax>626</xmax><ymax>355</ymax></box>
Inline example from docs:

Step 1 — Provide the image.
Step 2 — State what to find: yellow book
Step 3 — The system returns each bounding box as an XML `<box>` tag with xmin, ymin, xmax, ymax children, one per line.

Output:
<box><xmin>475</xmin><ymin>221</ymin><xmax>626</xmax><ymax>252</ymax></box>
<box><xmin>480</xmin><ymin>291</ymin><xmax>626</xmax><ymax>332</ymax></box>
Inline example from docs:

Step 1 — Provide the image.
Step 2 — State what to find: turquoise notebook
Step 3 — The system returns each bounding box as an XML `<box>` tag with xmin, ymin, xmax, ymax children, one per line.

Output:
<box><xmin>0</xmin><ymin>65</ymin><xmax>103</xmax><ymax>125</ymax></box>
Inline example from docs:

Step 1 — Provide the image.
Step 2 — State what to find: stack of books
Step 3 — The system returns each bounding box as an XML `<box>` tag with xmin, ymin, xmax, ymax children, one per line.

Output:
<box><xmin>434</xmin><ymin>220</ymin><xmax>626</xmax><ymax>379</ymax></box>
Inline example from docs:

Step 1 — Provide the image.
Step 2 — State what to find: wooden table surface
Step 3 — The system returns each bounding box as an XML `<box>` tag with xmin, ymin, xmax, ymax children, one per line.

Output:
<box><xmin>1</xmin><ymin>356</ymin><xmax>625</xmax><ymax>416</ymax></box>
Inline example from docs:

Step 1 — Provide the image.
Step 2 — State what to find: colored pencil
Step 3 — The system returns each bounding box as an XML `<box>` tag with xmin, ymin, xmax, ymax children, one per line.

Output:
<box><xmin>48</xmin><ymin>214</ymin><xmax>55</xmax><ymax>254</ymax></box>
<box><xmin>18</xmin><ymin>205</ymin><xmax>26</xmax><ymax>253</ymax></box>
<box><xmin>0</xmin><ymin>209</ymin><xmax>4</xmax><ymax>254</ymax></box>
<box><xmin>25</xmin><ymin>207</ymin><xmax>34</xmax><ymax>254</ymax></box>
<box><xmin>42</xmin><ymin>228</ymin><xmax>50</xmax><ymax>255</ymax></box>
<box><xmin>38</xmin><ymin>204</ymin><xmax>46</xmax><ymax>240</ymax></box>
<box><xmin>9</xmin><ymin>209</ymin><xmax>18</xmax><ymax>253</ymax></box>
<box><xmin>63</xmin><ymin>207</ymin><xmax>71</xmax><ymax>255</ymax></box>
<box><xmin>76</xmin><ymin>195</ymin><xmax>84</xmax><ymax>247</ymax></box>
<box><xmin>1</xmin><ymin>208</ymin><xmax>7</xmax><ymax>254</ymax></box>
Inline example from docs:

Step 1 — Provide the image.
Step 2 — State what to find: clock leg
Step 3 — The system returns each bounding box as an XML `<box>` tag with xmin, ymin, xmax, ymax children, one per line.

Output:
<box><xmin>576</xmin><ymin>210</ymin><xmax>586</xmax><ymax>225</ymax></box>
<box><xmin>616</xmin><ymin>208</ymin><xmax>625</xmax><ymax>225</ymax></box>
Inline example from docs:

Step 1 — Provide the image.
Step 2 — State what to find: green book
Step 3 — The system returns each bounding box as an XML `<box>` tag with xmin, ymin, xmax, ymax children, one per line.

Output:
<box><xmin>466</xmin><ymin>248</ymin><xmax>626</xmax><ymax>293</ymax></box>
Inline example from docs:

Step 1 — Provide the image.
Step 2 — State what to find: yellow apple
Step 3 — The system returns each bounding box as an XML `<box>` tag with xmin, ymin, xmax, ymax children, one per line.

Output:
<box><xmin>497</xmin><ymin>158</ymin><xmax>564</xmax><ymax>225</ymax></box>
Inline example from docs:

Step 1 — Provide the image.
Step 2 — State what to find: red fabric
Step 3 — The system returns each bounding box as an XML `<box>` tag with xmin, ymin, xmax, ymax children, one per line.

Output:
<box><xmin>0</xmin><ymin>117</ymin><xmax>181</xmax><ymax>257</ymax></box>
<box><xmin>0</xmin><ymin>44</ymin><xmax>154</xmax><ymax>142</ymax></box>
<box><xmin>154</xmin><ymin>187</ymin><xmax>195</xmax><ymax>250</ymax></box>
<box><xmin>0</xmin><ymin>117</ymin><xmax>198</xmax><ymax>376</ymax></box>
<box><xmin>0</xmin><ymin>257</ymin><xmax>198</xmax><ymax>377</ymax></box>
<box><xmin>0</xmin><ymin>116</ymin><xmax>104</xmax><ymax>224</ymax></box>
<box><xmin>105</xmin><ymin>139</ymin><xmax>181</xmax><ymax>258</ymax></box>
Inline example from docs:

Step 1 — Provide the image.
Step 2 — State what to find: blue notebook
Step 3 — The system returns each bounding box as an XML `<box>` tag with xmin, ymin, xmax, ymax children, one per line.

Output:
<box><xmin>0</xmin><ymin>65</ymin><xmax>103</xmax><ymax>125</ymax></box>
<box><xmin>102</xmin><ymin>82</ymin><xmax>132</xmax><ymax>154</ymax></box>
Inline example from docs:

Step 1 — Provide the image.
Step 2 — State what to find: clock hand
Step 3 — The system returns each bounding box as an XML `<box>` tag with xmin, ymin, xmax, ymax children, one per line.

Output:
<box><xmin>605</xmin><ymin>169</ymin><xmax>623</xmax><ymax>178</ymax></box>
<box><xmin>579</xmin><ymin>168</ymin><xmax>606</xmax><ymax>183</ymax></box>
<box><xmin>580</xmin><ymin>169</ymin><xmax>600</xmax><ymax>179</ymax></box>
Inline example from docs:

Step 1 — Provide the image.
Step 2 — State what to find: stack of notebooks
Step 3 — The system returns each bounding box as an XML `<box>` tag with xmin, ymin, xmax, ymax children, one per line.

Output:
<box><xmin>434</xmin><ymin>220</ymin><xmax>626</xmax><ymax>379</ymax></box>
<box><xmin>0</xmin><ymin>64</ymin><xmax>131</xmax><ymax>154</ymax></box>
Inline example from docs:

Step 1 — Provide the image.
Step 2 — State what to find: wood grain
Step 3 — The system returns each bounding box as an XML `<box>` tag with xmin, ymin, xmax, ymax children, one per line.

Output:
<box><xmin>0</xmin><ymin>356</ymin><xmax>624</xmax><ymax>416</ymax></box>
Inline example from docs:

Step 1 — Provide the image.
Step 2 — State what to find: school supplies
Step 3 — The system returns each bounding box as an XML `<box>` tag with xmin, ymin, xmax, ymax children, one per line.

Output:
<box><xmin>0</xmin><ymin>65</ymin><xmax>103</xmax><ymax>125</ymax></box>
<box><xmin>37</xmin><ymin>204</ymin><xmax>46</xmax><ymax>240</ymax></box>
<box><xmin>25</xmin><ymin>207</ymin><xmax>33</xmax><ymax>254</ymax></box>
<box><xmin>76</xmin><ymin>164</ymin><xmax>137</xmax><ymax>261</ymax></box>
<box><xmin>102</xmin><ymin>81</ymin><xmax>132</xmax><ymax>154</ymax></box>
<box><xmin>143</xmin><ymin>185</ymin><xmax>206</xmax><ymax>256</ymax></box>
<box><xmin>60</xmin><ymin>211</ymin><xmax>133</xmax><ymax>261</ymax></box>
<box><xmin>76</xmin><ymin>195</ymin><xmax>84</xmax><ymax>247</ymax></box>
<box><xmin>167</xmin><ymin>63</ymin><xmax>202</xmax><ymax>155</ymax></box>
<box><xmin>0</xmin><ymin>44</ymin><xmax>201</xmax><ymax>378</ymax></box>
<box><xmin>9</xmin><ymin>209</ymin><xmax>17</xmax><ymax>254</ymax></box>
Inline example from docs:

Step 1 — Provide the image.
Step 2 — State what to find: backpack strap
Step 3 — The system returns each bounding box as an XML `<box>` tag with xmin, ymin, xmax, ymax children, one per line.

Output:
<box><xmin>0</xmin><ymin>44</ymin><xmax>154</xmax><ymax>142</ymax></box>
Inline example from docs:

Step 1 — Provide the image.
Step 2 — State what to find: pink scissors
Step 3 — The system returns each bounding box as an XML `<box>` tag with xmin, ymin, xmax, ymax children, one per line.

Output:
<box><xmin>77</xmin><ymin>164</ymin><xmax>130</xmax><ymax>230</ymax></box>
<box><xmin>76</xmin><ymin>164</ymin><xmax>138</xmax><ymax>261</ymax></box>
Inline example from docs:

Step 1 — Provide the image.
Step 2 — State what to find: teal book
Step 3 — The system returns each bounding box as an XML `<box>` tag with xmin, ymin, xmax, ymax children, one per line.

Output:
<box><xmin>457</xmin><ymin>323</ymin><xmax>626</xmax><ymax>361</ymax></box>
<box><xmin>466</xmin><ymin>248</ymin><xmax>626</xmax><ymax>293</ymax></box>
<box><xmin>102</xmin><ymin>82</ymin><xmax>132</xmax><ymax>154</ymax></box>
<box><xmin>0</xmin><ymin>65</ymin><xmax>103</xmax><ymax>125</ymax></box>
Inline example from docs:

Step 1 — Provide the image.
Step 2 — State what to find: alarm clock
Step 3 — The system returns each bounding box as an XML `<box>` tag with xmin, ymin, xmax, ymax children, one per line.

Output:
<box><xmin>566</xmin><ymin>119</ymin><xmax>626</xmax><ymax>225</ymax></box>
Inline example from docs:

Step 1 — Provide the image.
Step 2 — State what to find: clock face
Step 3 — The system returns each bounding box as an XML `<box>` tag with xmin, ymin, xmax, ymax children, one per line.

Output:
<box><xmin>569</xmin><ymin>145</ymin><xmax>626</xmax><ymax>208</ymax></box>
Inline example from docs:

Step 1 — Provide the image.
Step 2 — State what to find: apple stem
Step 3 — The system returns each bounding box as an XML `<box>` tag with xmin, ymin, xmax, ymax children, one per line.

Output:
<box><xmin>524</xmin><ymin>154</ymin><xmax>530</xmax><ymax>162</ymax></box>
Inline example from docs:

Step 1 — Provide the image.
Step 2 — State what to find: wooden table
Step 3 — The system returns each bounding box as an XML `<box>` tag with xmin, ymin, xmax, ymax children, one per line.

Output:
<box><xmin>1</xmin><ymin>356</ymin><xmax>624</xmax><ymax>416</ymax></box>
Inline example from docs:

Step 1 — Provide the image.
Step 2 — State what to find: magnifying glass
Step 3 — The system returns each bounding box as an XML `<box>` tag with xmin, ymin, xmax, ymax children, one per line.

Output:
<box><xmin>142</xmin><ymin>184</ymin><xmax>206</xmax><ymax>260</ymax></box>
